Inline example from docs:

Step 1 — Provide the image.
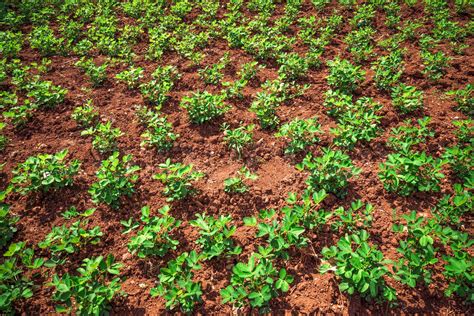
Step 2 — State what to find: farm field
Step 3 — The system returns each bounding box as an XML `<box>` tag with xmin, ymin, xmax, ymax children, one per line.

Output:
<box><xmin>0</xmin><ymin>0</ymin><xmax>473</xmax><ymax>314</ymax></box>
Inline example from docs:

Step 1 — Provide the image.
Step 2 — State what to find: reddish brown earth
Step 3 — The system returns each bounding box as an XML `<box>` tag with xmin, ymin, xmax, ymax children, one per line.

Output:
<box><xmin>1</xmin><ymin>1</ymin><xmax>473</xmax><ymax>315</ymax></box>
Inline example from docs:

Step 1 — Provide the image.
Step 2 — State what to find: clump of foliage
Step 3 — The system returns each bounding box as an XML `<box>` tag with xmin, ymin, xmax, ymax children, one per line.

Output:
<box><xmin>331</xmin><ymin>200</ymin><xmax>374</xmax><ymax>233</ymax></box>
<box><xmin>446</xmin><ymin>84</ymin><xmax>473</xmax><ymax>117</ymax></box>
<box><xmin>190</xmin><ymin>213</ymin><xmax>241</xmax><ymax>260</ymax></box>
<box><xmin>221</xmin><ymin>250</ymin><xmax>293</xmax><ymax>308</ymax></box>
<box><xmin>122</xmin><ymin>205</ymin><xmax>181</xmax><ymax>258</ymax></box>
<box><xmin>392</xmin><ymin>211</ymin><xmax>439</xmax><ymax>288</ymax></box>
<box><xmin>297</xmin><ymin>148</ymin><xmax>361</xmax><ymax>197</ymax></box>
<box><xmin>331</xmin><ymin>98</ymin><xmax>382</xmax><ymax>149</ymax></box>
<box><xmin>388</xmin><ymin>117</ymin><xmax>434</xmax><ymax>151</ymax></box>
<box><xmin>71</xmin><ymin>100</ymin><xmax>99</xmax><ymax>128</ymax></box>
<box><xmin>49</xmin><ymin>255</ymin><xmax>123</xmax><ymax>315</ymax></box>
<box><xmin>140</xmin><ymin>112</ymin><xmax>179</xmax><ymax>152</ymax></box>
<box><xmin>277</xmin><ymin>52</ymin><xmax>309</xmax><ymax>81</ymax></box>
<box><xmin>140</xmin><ymin>65</ymin><xmax>180</xmax><ymax>107</ymax></box>
<box><xmin>39</xmin><ymin>219</ymin><xmax>102</xmax><ymax>265</ymax></box>
<box><xmin>221</xmin><ymin>123</ymin><xmax>254</xmax><ymax>158</ymax></box>
<box><xmin>1</xmin><ymin>242</ymin><xmax>44</xmax><ymax>313</ymax></box>
<box><xmin>75</xmin><ymin>58</ymin><xmax>108</xmax><ymax>87</ymax></box>
<box><xmin>11</xmin><ymin>150</ymin><xmax>80</xmax><ymax>195</ymax></box>
<box><xmin>150</xmin><ymin>251</ymin><xmax>202</xmax><ymax>313</ymax></box>
<box><xmin>224</xmin><ymin>166</ymin><xmax>258</xmax><ymax>194</ymax></box>
<box><xmin>0</xmin><ymin>122</ymin><xmax>7</xmax><ymax>151</ymax></box>
<box><xmin>391</xmin><ymin>83</ymin><xmax>424</xmax><ymax>114</ymax></box>
<box><xmin>115</xmin><ymin>66</ymin><xmax>143</xmax><ymax>89</ymax></box>
<box><xmin>372</xmin><ymin>49</ymin><xmax>404</xmax><ymax>90</ymax></box>
<box><xmin>345</xmin><ymin>26</ymin><xmax>375</xmax><ymax>62</ymax></box>
<box><xmin>81</xmin><ymin>121</ymin><xmax>123</xmax><ymax>154</ymax></box>
<box><xmin>323</xmin><ymin>89</ymin><xmax>353</xmax><ymax>117</ymax></box>
<box><xmin>153</xmin><ymin>159</ymin><xmax>204</xmax><ymax>201</ymax></box>
<box><xmin>29</xmin><ymin>25</ymin><xmax>64</xmax><ymax>56</ymax></box>
<box><xmin>378</xmin><ymin>151</ymin><xmax>446</xmax><ymax>196</ymax></box>
<box><xmin>250</xmin><ymin>91</ymin><xmax>280</xmax><ymax>130</ymax></box>
<box><xmin>276</xmin><ymin>117</ymin><xmax>321</xmax><ymax>154</ymax></box>
<box><xmin>198</xmin><ymin>53</ymin><xmax>230</xmax><ymax>85</ymax></box>
<box><xmin>320</xmin><ymin>230</ymin><xmax>396</xmax><ymax>302</ymax></box>
<box><xmin>181</xmin><ymin>91</ymin><xmax>230</xmax><ymax>124</ymax></box>
<box><xmin>0</xmin><ymin>204</ymin><xmax>18</xmax><ymax>249</ymax></box>
<box><xmin>433</xmin><ymin>184</ymin><xmax>473</xmax><ymax>226</ymax></box>
<box><xmin>0</xmin><ymin>31</ymin><xmax>23</xmax><ymax>58</ymax></box>
<box><xmin>27</xmin><ymin>80</ymin><xmax>67</xmax><ymax>109</ymax></box>
<box><xmin>89</xmin><ymin>152</ymin><xmax>140</xmax><ymax>208</ymax></box>
<box><xmin>326</xmin><ymin>57</ymin><xmax>365</xmax><ymax>92</ymax></box>
<box><xmin>421</xmin><ymin>50</ymin><xmax>450</xmax><ymax>81</ymax></box>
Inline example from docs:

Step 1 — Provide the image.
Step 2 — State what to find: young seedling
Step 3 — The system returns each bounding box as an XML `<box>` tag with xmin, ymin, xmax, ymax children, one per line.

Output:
<box><xmin>221</xmin><ymin>123</ymin><xmax>254</xmax><ymax>158</ymax></box>
<box><xmin>224</xmin><ymin>166</ymin><xmax>258</xmax><ymax>194</ymax></box>
<box><xmin>121</xmin><ymin>205</ymin><xmax>181</xmax><ymax>258</ymax></box>
<box><xmin>153</xmin><ymin>159</ymin><xmax>204</xmax><ymax>201</ymax></box>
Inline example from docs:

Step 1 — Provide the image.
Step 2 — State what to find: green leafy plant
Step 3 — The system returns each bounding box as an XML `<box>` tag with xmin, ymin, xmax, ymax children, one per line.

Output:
<box><xmin>453</xmin><ymin>119</ymin><xmax>473</xmax><ymax>145</ymax></box>
<box><xmin>331</xmin><ymin>200</ymin><xmax>374</xmax><ymax>232</ymax></box>
<box><xmin>331</xmin><ymin>98</ymin><xmax>382</xmax><ymax>149</ymax></box>
<box><xmin>29</xmin><ymin>25</ymin><xmax>64</xmax><ymax>56</ymax></box>
<box><xmin>250</xmin><ymin>91</ymin><xmax>280</xmax><ymax>129</ymax></box>
<box><xmin>140</xmin><ymin>114</ymin><xmax>179</xmax><ymax>152</ymax></box>
<box><xmin>446</xmin><ymin>84</ymin><xmax>473</xmax><ymax>117</ymax></box>
<box><xmin>27</xmin><ymin>80</ymin><xmax>67</xmax><ymax>109</ymax></box>
<box><xmin>190</xmin><ymin>213</ymin><xmax>241</xmax><ymax>260</ymax></box>
<box><xmin>0</xmin><ymin>122</ymin><xmax>7</xmax><ymax>151</ymax></box>
<box><xmin>344</xmin><ymin>26</ymin><xmax>375</xmax><ymax>62</ymax></box>
<box><xmin>49</xmin><ymin>255</ymin><xmax>123</xmax><ymax>315</ymax></box>
<box><xmin>1</xmin><ymin>242</ymin><xmax>44</xmax><ymax>313</ymax></box>
<box><xmin>391</xmin><ymin>83</ymin><xmax>424</xmax><ymax>114</ymax></box>
<box><xmin>76</xmin><ymin>58</ymin><xmax>108</xmax><ymax>87</ymax></box>
<box><xmin>198</xmin><ymin>53</ymin><xmax>230</xmax><ymax>85</ymax></box>
<box><xmin>121</xmin><ymin>205</ymin><xmax>180</xmax><ymax>258</ymax></box>
<box><xmin>323</xmin><ymin>89</ymin><xmax>353</xmax><ymax>117</ymax></box>
<box><xmin>0</xmin><ymin>31</ymin><xmax>23</xmax><ymax>58</ymax></box>
<box><xmin>153</xmin><ymin>159</ymin><xmax>204</xmax><ymax>201</ymax></box>
<box><xmin>320</xmin><ymin>230</ymin><xmax>396</xmax><ymax>302</ymax></box>
<box><xmin>71</xmin><ymin>100</ymin><xmax>99</xmax><ymax>128</ymax></box>
<box><xmin>378</xmin><ymin>151</ymin><xmax>446</xmax><ymax>196</ymax></box>
<box><xmin>351</xmin><ymin>3</ymin><xmax>375</xmax><ymax>28</ymax></box>
<box><xmin>115</xmin><ymin>66</ymin><xmax>143</xmax><ymax>89</ymax></box>
<box><xmin>392</xmin><ymin>211</ymin><xmax>440</xmax><ymax>288</ymax></box>
<box><xmin>0</xmin><ymin>204</ymin><xmax>18</xmax><ymax>249</ymax></box>
<box><xmin>3</xmin><ymin>102</ymin><xmax>35</xmax><ymax>128</ymax></box>
<box><xmin>326</xmin><ymin>57</ymin><xmax>365</xmax><ymax>92</ymax></box>
<box><xmin>388</xmin><ymin>117</ymin><xmax>434</xmax><ymax>151</ymax></box>
<box><xmin>372</xmin><ymin>49</ymin><xmax>404</xmax><ymax>90</ymax></box>
<box><xmin>140</xmin><ymin>65</ymin><xmax>180</xmax><ymax>107</ymax></box>
<box><xmin>277</xmin><ymin>52</ymin><xmax>309</xmax><ymax>81</ymax></box>
<box><xmin>297</xmin><ymin>148</ymin><xmax>361</xmax><ymax>197</ymax></box>
<box><xmin>284</xmin><ymin>190</ymin><xmax>331</xmax><ymax>230</ymax></box>
<box><xmin>81</xmin><ymin>121</ymin><xmax>123</xmax><ymax>154</ymax></box>
<box><xmin>38</xmin><ymin>219</ymin><xmax>102</xmax><ymax>265</ymax></box>
<box><xmin>276</xmin><ymin>117</ymin><xmax>321</xmax><ymax>154</ymax></box>
<box><xmin>89</xmin><ymin>152</ymin><xmax>140</xmax><ymax>208</ymax></box>
<box><xmin>421</xmin><ymin>50</ymin><xmax>450</xmax><ymax>81</ymax></box>
<box><xmin>256</xmin><ymin>206</ymin><xmax>308</xmax><ymax>259</ymax></box>
<box><xmin>221</xmin><ymin>250</ymin><xmax>293</xmax><ymax>308</ymax></box>
<box><xmin>224</xmin><ymin>166</ymin><xmax>258</xmax><ymax>194</ymax></box>
<box><xmin>433</xmin><ymin>184</ymin><xmax>473</xmax><ymax>226</ymax></box>
<box><xmin>221</xmin><ymin>123</ymin><xmax>254</xmax><ymax>158</ymax></box>
<box><xmin>443</xmin><ymin>145</ymin><xmax>473</xmax><ymax>182</ymax></box>
<box><xmin>150</xmin><ymin>251</ymin><xmax>202</xmax><ymax>313</ymax></box>
<box><xmin>443</xmin><ymin>239</ymin><xmax>473</xmax><ymax>302</ymax></box>
<box><xmin>11</xmin><ymin>149</ymin><xmax>80</xmax><ymax>195</ymax></box>
<box><xmin>181</xmin><ymin>91</ymin><xmax>230</xmax><ymax>124</ymax></box>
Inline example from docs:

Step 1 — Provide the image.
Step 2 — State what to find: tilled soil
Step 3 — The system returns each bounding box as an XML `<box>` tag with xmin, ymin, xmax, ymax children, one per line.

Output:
<box><xmin>1</xmin><ymin>1</ymin><xmax>473</xmax><ymax>315</ymax></box>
